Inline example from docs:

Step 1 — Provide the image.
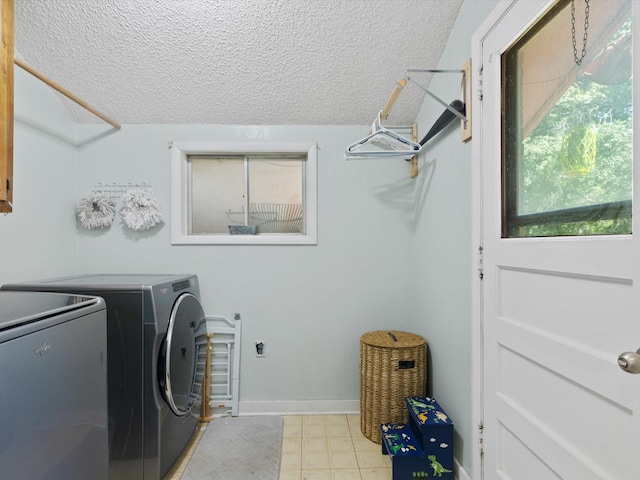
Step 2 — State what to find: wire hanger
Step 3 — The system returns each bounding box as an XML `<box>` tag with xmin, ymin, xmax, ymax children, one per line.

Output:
<box><xmin>345</xmin><ymin>111</ymin><xmax>422</xmax><ymax>159</ymax></box>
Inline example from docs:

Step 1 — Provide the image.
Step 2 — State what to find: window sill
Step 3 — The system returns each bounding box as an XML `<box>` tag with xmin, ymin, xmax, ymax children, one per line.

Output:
<box><xmin>171</xmin><ymin>233</ymin><xmax>317</xmax><ymax>245</ymax></box>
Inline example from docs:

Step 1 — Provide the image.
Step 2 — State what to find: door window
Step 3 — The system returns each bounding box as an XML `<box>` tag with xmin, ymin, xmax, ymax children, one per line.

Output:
<box><xmin>502</xmin><ymin>0</ymin><xmax>632</xmax><ymax>237</ymax></box>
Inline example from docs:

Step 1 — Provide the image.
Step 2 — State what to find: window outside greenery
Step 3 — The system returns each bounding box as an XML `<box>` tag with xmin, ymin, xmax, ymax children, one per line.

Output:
<box><xmin>503</xmin><ymin>1</ymin><xmax>632</xmax><ymax>238</ymax></box>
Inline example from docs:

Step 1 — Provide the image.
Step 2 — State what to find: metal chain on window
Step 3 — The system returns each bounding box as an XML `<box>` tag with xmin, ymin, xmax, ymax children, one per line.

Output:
<box><xmin>571</xmin><ymin>0</ymin><xmax>590</xmax><ymax>66</ymax></box>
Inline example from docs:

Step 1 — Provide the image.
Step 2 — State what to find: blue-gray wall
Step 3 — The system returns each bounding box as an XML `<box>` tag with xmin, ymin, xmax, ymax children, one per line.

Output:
<box><xmin>0</xmin><ymin>2</ymin><xmax>500</xmax><ymax>477</ymax></box>
<box><xmin>411</xmin><ymin>0</ymin><xmax>499</xmax><ymax>475</ymax></box>
<box><xmin>74</xmin><ymin>123</ymin><xmax>416</xmax><ymax>406</ymax></box>
<box><xmin>1</xmin><ymin>66</ymin><xmax>79</xmax><ymax>279</ymax></box>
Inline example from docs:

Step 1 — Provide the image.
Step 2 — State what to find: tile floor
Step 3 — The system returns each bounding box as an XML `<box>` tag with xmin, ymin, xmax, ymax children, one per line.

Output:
<box><xmin>279</xmin><ymin>414</ymin><xmax>392</xmax><ymax>480</ymax></box>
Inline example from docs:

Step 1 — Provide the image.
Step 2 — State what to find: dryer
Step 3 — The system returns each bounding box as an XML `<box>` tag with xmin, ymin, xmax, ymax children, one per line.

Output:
<box><xmin>2</xmin><ymin>274</ymin><xmax>205</xmax><ymax>480</ymax></box>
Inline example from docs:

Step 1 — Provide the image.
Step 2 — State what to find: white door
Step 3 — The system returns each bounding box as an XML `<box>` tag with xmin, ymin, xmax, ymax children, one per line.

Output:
<box><xmin>479</xmin><ymin>0</ymin><xmax>640</xmax><ymax>478</ymax></box>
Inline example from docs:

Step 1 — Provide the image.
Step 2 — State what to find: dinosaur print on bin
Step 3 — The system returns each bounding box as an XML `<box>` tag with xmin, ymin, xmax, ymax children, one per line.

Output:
<box><xmin>428</xmin><ymin>455</ymin><xmax>453</xmax><ymax>477</ymax></box>
<box><xmin>381</xmin><ymin>397</ymin><xmax>454</xmax><ymax>479</ymax></box>
<box><xmin>406</xmin><ymin>397</ymin><xmax>452</xmax><ymax>426</ymax></box>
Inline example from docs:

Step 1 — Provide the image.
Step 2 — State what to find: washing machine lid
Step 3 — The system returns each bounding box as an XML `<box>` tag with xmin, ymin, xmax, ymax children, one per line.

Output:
<box><xmin>3</xmin><ymin>274</ymin><xmax>196</xmax><ymax>289</ymax></box>
<box><xmin>0</xmin><ymin>291</ymin><xmax>100</xmax><ymax>331</ymax></box>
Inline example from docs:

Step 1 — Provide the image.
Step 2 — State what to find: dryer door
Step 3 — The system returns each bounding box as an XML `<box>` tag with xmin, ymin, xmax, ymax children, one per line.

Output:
<box><xmin>160</xmin><ymin>293</ymin><xmax>204</xmax><ymax>416</ymax></box>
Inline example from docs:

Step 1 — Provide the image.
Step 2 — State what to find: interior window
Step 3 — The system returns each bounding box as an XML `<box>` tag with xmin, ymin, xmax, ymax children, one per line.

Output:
<box><xmin>170</xmin><ymin>142</ymin><xmax>317</xmax><ymax>245</ymax></box>
<box><xmin>502</xmin><ymin>0</ymin><xmax>632</xmax><ymax>238</ymax></box>
<box><xmin>190</xmin><ymin>155</ymin><xmax>304</xmax><ymax>235</ymax></box>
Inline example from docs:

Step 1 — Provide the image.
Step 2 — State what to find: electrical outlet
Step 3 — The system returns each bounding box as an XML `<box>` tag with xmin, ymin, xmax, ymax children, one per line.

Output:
<box><xmin>255</xmin><ymin>341</ymin><xmax>266</xmax><ymax>357</ymax></box>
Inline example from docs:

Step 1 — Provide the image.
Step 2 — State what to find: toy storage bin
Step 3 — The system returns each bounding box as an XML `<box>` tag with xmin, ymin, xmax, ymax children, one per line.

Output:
<box><xmin>360</xmin><ymin>330</ymin><xmax>427</xmax><ymax>444</ymax></box>
<box><xmin>381</xmin><ymin>397</ymin><xmax>454</xmax><ymax>480</ymax></box>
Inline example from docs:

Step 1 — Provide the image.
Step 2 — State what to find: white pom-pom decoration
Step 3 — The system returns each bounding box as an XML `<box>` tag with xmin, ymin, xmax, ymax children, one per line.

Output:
<box><xmin>77</xmin><ymin>195</ymin><xmax>116</xmax><ymax>229</ymax></box>
<box><xmin>120</xmin><ymin>190</ymin><xmax>163</xmax><ymax>231</ymax></box>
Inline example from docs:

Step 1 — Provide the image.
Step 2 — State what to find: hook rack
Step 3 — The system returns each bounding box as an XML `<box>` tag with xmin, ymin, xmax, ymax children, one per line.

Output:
<box><xmin>91</xmin><ymin>182</ymin><xmax>153</xmax><ymax>200</ymax></box>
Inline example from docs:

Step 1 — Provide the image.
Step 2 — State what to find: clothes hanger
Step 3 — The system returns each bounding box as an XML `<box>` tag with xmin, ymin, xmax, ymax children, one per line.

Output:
<box><xmin>345</xmin><ymin>111</ymin><xmax>422</xmax><ymax>159</ymax></box>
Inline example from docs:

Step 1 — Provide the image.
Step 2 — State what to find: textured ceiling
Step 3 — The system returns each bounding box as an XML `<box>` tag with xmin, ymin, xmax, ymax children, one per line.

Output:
<box><xmin>15</xmin><ymin>0</ymin><xmax>463</xmax><ymax>126</ymax></box>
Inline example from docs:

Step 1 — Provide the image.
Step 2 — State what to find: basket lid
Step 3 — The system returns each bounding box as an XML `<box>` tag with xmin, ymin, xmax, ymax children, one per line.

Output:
<box><xmin>360</xmin><ymin>330</ymin><xmax>425</xmax><ymax>348</ymax></box>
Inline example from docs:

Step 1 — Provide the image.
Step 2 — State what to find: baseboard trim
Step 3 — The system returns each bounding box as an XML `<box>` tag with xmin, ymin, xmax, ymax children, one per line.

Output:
<box><xmin>455</xmin><ymin>457</ymin><xmax>472</xmax><ymax>480</ymax></box>
<box><xmin>238</xmin><ymin>399</ymin><xmax>360</xmax><ymax>416</ymax></box>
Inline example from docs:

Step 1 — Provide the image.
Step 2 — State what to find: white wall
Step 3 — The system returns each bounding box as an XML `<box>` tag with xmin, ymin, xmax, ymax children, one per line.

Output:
<box><xmin>0</xmin><ymin>67</ymin><xmax>80</xmax><ymax>284</ymax></box>
<box><xmin>411</xmin><ymin>0</ymin><xmax>499</xmax><ymax>477</ymax></box>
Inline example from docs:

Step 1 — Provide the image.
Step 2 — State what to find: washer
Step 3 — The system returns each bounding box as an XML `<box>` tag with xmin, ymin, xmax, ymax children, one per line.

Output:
<box><xmin>0</xmin><ymin>291</ymin><xmax>108</xmax><ymax>480</ymax></box>
<box><xmin>2</xmin><ymin>274</ymin><xmax>205</xmax><ymax>480</ymax></box>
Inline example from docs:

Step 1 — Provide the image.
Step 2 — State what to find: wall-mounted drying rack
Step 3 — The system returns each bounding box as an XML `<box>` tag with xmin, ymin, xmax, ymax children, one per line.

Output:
<box><xmin>405</xmin><ymin>66</ymin><xmax>471</xmax><ymax>140</ymax></box>
<box><xmin>14</xmin><ymin>58</ymin><xmax>121</xmax><ymax>130</ymax></box>
<box><xmin>346</xmin><ymin>110</ymin><xmax>421</xmax><ymax>159</ymax></box>
<box><xmin>91</xmin><ymin>182</ymin><xmax>153</xmax><ymax>199</ymax></box>
<box><xmin>345</xmin><ymin>60</ymin><xmax>472</xmax><ymax>178</ymax></box>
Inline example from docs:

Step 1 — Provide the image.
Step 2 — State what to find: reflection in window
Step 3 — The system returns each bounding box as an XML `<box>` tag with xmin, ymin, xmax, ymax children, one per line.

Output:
<box><xmin>503</xmin><ymin>0</ymin><xmax>632</xmax><ymax>237</ymax></box>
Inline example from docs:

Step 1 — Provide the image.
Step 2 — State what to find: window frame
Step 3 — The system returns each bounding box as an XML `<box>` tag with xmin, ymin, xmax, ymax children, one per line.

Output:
<box><xmin>171</xmin><ymin>141</ymin><xmax>317</xmax><ymax>245</ymax></box>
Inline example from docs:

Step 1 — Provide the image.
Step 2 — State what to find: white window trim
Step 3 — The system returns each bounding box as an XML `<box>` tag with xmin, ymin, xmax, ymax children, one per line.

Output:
<box><xmin>171</xmin><ymin>141</ymin><xmax>318</xmax><ymax>245</ymax></box>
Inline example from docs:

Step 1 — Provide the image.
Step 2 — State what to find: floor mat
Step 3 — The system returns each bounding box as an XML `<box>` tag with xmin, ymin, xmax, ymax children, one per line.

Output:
<box><xmin>180</xmin><ymin>416</ymin><xmax>283</xmax><ymax>480</ymax></box>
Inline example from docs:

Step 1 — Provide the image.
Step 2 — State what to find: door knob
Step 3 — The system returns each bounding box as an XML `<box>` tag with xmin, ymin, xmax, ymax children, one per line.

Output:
<box><xmin>618</xmin><ymin>348</ymin><xmax>640</xmax><ymax>374</ymax></box>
